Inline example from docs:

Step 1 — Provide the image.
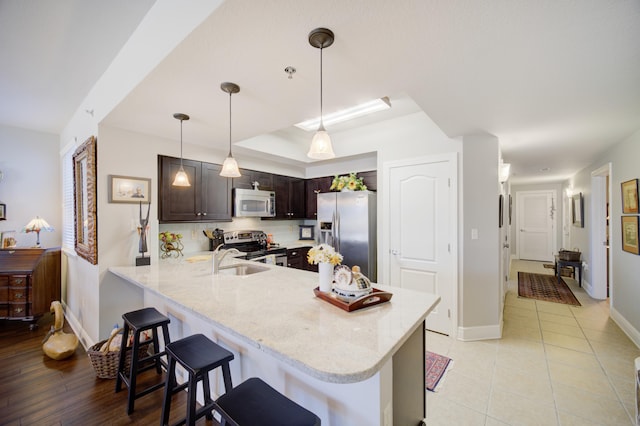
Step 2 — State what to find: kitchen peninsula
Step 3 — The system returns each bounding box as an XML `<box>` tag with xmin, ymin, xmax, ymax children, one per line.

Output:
<box><xmin>107</xmin><ymin>256</ymin><xmax>439</xmax><ymax>425</ymax></box>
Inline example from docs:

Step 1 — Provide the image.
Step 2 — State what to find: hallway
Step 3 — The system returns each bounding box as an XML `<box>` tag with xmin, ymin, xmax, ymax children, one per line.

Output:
<box><xmin>426</xmin><ymin>259</ymin><xmax>639</xmax><ymax>425</ymax></box>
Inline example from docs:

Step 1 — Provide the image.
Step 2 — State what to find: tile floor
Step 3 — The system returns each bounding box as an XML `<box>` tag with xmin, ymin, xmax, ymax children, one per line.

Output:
<box><xmin>425</xmin><ymin>259</ymin><xmax>639</xmax><ymax>425</ymax></box>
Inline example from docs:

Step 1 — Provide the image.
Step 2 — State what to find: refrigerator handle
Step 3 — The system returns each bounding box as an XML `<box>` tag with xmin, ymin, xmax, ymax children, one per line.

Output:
<box><xmin>335</xmin><ymin>212</ymin><xmax>340</xmax><ymax>253</ymax></box>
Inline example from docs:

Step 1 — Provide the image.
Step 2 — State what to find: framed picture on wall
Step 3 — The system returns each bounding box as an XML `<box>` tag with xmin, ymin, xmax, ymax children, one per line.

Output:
<box><xmin>108</xmin><ymin>175</ymin><xmax>151</xmax><ymax>204</ymax></box>
<box><xmin>0</xmin><ymin>203</ymin><xmax>5</xmax><ymax>220</ymax></box>
<box><xmin>621</xmin><ymin>215</ymin><xmax>639</xmax><ymax>255</ymax></box>
<box><xmin>498</xmin><ymin>194</ymin><xmax>504</xmax><ymax>228</ymax></box>
<box><xmin>572</xmin><ymin>192</ymin><xmax>584</xmax><ymax>227</ymax></box>
<box><xmin>621</xmin><ymin>179</ymin><xmax>638</xmax><ymax>214</ymax></box>
<box><xmin>1</xmin><ymin>230</ymin><xmax>16</xmax><ymax>248</ymax></box>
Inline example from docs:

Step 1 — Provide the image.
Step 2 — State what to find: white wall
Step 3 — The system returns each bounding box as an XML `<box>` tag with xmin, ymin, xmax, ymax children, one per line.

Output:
<box><xmin>568</xmin><ymin>129</ymin><xmax>640</xmax><ymax>346</ymax></box>
<box><xmin>460</xmin><ymin>134</ymin><xmax>501</xmax><ymax>339</ymax></box>
<box><xmin>0</xmin><ymin>125</ymin><xmax>61</xmax><ymax>248</ymax></box>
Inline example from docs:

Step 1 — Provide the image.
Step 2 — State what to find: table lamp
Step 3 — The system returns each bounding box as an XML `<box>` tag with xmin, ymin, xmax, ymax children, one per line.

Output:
<box><xmin>22</xmin><ymin>216</ymin><xmax>54</xmax><ymax>247</ymax></box>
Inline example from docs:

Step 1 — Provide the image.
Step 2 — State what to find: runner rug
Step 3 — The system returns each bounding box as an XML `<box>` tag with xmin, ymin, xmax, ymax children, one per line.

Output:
<box><xmin>518</xmin><ymin>272</ymin><xmax>581</xmax><ymax>306</ymax></box>
<box><xmin>425</xmin><ymin>351</ymin><xmax>451</xmax><ymax>391</ymax></box>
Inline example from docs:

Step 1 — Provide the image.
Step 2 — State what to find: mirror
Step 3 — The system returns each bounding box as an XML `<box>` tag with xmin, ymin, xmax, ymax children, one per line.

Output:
<box><xmin>73</xmin><ymin>136</ymin><xmax>98</xmax><ymax>264</ymax></box>
<box><xmin>572</xmin><ymin>192</ymin><xmax>584</xmax><ymax>228</ymax></box>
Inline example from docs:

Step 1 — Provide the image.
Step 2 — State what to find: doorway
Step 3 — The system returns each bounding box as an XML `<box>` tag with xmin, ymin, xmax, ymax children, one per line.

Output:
<box><xmin>590</xmin><ymin>164</ymin><xmax>611</xmax><ymax>300</ymax></box>
<box><xmin>384</xmin><ymin>153</ymin><xmax>458</xmax><ymax>336</ymax></box>
<box><xmin>516</xmin><ymin>190</ymin><xmax>557</xmax><ymax>262</ymax></box>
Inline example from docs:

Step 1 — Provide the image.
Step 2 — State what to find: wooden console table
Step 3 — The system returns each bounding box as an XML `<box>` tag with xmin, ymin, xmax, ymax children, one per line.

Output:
<box><xmin>0</xmin><ymin>248</ymin><xmax>61</xmax><ymax>329</ymax></box>
<box><xmin>555</xmin><ymin>256</ymin><xmax>582</xmax><ymax>287</ymax></box>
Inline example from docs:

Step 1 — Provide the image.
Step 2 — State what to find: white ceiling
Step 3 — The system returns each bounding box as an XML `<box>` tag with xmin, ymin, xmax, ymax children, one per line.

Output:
<box><xmin>1</xmin><ymin>0</ymin><xmax>639</xmax><ymax>184</ymax></box>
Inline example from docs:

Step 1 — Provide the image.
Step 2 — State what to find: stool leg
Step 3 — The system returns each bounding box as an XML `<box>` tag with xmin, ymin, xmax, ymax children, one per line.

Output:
<box><xmin>150</xmin><ymin>326</ymin><xmax>161</xmax><ymax>374</ymax></box>
<box><xmin>127</xmin><ymin>330</ymin><xmax>142</xmax><ymax>415</ymax></box>
<box><xmin>221</xmin><ymin>362</ymin><xmax>233</xmax><ymax>393</ymax></box>
<box><xmin>201</xmin><ymin>371</ymin><xmax>213</xmax><ymax>421</ymax></box>
<box><xmin>159</xmin><ymin>323</ymin><xmax>171</xmax><ymax>373</ymax></box>
<box><xmin>115</xmin><ymin>322</ymin><xmax>130</xmax><ymax>393</ymax></box>
<box><xmin>186</xmin><ymin>372</ymin><xmax>197</xmax><ymax>426</ymax></box>
<box><xmin>160</xmin><ymin>356</ymin><xmax>176</xmax><ymax>426</ymax></box>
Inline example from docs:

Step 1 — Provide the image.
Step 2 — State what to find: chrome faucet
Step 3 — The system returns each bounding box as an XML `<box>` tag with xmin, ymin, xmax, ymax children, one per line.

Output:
<box><xmin>212</xmin><ymin>246</ymin><xmax>242</xmax><ymax>274</ymax></box>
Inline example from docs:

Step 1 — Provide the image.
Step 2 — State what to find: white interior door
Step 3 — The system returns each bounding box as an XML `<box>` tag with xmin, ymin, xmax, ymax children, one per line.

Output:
<box><xmin>516</xmin><ymin>190</ymin><xmax>556</xmax><ymax>261</ymax></box>
<box><xmin>387</xmin><ymin>154</ymin><xmax>456</xmax><ymax>335</ymax></box>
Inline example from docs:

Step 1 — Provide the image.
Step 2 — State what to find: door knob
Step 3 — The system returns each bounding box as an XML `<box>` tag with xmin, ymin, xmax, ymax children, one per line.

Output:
<box><xmin>391</xmin><ymin>249</ymin><xmax>400</xmax><ymax>255</ymax></box>
<box><xmin>503</xmin><ymin>243</ymin><xmax>510</xmax><ymax>248</ymax></box>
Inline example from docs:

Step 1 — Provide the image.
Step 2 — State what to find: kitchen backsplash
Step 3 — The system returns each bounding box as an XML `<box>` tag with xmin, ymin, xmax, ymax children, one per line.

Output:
<box><xmin>159</xmin><ymin>218</ymin><xmax>312</xmax><ymax>254</ymax></box>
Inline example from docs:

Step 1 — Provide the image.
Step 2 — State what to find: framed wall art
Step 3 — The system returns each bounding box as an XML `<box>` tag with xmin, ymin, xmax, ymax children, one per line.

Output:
<box><xmin>1</xmin><ymin>230</ymin><xmax>16</xmax><ymax>248</ymax></box>
<box><xmin>498</xmin><ymin>194</ymin><xmax>504</xmax><ymax>228</ymax></box>
<box><xmin>0</xmin><ymin>203</ymin><xmax>5</xmax><ymax>220</ymax></box>
<box><xmin>572</xmin><ymin>192</ymin><xmax>584</xmax><ymax>227</ymax></box>
<box><xmin>621</xmin><ymin>215</ymin><xmax>639</xmax><ymax>255</ymax></box>
<box><xmin>299</xmin><ymin>225</ymin><xmax>315</xmax><ymax>240</ymax></box>
<box><xmin>108</xmin><ymin>175</ymin><xmax>151</xmax><ymax>204</ymax></box>
<box><xmin>621</xmin><ymin>178</ymin><xmax>638</xmax><ymax>214</ymax></box>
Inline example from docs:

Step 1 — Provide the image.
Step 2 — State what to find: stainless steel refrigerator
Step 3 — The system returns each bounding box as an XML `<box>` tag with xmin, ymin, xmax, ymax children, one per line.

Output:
<box><xmin>317</xmin><ymin>191</ymin><xmax>377</xmax><ymax>281</ymax></box>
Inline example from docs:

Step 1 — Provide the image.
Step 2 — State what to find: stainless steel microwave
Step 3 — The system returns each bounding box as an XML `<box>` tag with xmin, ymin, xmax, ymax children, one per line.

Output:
<box><xmin>233</xmin><ymin>188</ymin><xmax>276</xmax><ymax>217</ymax></box>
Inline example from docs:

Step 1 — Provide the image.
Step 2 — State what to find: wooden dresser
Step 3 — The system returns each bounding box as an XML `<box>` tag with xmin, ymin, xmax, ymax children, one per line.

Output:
<box><xmin>0</xmin><ymin>247</ymin><xmax>61</xmax><ymax>328</ymax></box>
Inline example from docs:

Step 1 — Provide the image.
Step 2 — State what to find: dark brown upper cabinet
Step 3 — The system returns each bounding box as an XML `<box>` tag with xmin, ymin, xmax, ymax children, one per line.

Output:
<box><xmin>158</xmin><ymin>155</ymin><xmax>232</xmax><ymax>223</ymax></box>
<box><xmin>273</xmin><ymin>175</ymin><xmax>305</xmax><ymax>219</ymax></box>
<box><xmin>305</xmin><ymin>176</ymin><xmax>333</xmax><ymax>219</ymax></box>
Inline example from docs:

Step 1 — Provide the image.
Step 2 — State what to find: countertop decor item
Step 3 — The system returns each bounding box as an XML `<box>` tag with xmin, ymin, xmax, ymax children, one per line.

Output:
<box><xmin>307</xmin><ymin>243</ymin><xmax>342</xmax><ymax>292</ymax></box>
<box><xmin>159</xmin><ymin>231</ymin><xmax>183</xmax><ymax>259</ymax></box>
<box><xmin>136</xmin><ymin>202</ymin><xmax>150</xmax><ymax>266</ymax></box>
<box><xmin>330</xmin><ymin>173</ymin><xmax>367</xmax><ymax>191</ymax></box>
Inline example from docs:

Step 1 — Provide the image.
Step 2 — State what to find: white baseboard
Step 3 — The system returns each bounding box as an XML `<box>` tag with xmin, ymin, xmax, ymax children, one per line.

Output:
<box><xmin>610</xmin><ymin>306</ymin><xmax>640</xmax><ymax>349</ymax></box>
<box><xmin>62</xmin><ymin>301</ymin><xmax>94</xmax><ymax>350</ymax></box>
<box><xmin>457</xmin><ymin>323</ymin><xmax>502</xmax><ymax>341</ymax></box>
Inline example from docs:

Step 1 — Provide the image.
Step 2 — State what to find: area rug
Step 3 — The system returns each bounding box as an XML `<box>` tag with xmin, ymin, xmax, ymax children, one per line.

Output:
<box><xmin>518</xmin><ymin>272</ymin><xmax>581</xmax><ymax>306</ymax></box>
<box><xmin>425</xmin><ymin>351</ymin><xmax>451</xmax><ymax>391</ymax></box>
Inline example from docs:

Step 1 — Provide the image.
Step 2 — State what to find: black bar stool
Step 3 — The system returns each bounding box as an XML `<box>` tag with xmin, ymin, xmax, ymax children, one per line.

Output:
<box><xmin>161</xmin><ymin>333</ymin><xmax>234</xmax><ymax>426</ymax></box>
<box><xmin>115</xmin><ymin>307</ymin><xmax>171</xmax><ymax>414</ymax></box>
<box><xmin>160</xmin><ymin>333</ymin><xmax>321</xmax><ymax>426</ymax></box>
<box><xmin>215</xmin><ymin>377</ymin><xmax>321</xmax><ymax>426</ymax></box>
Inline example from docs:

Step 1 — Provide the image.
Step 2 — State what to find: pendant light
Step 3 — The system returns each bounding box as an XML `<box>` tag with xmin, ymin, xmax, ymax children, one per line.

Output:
<box><xmin>219</xmin><ymin>82</ymin><xmax>242</xmax><ymax>178</ymax></box>
<box><xmin>307</xmin><ymin>27</ymin><xmax>335</xmax><ymax>160</ymax></box>
<box><xmin>172</xmin><ymin>113</ymin><xmax>191</xmax><ymax>187</ymax></box>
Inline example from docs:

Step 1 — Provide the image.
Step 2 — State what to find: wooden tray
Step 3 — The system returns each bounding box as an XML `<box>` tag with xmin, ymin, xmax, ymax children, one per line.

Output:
<box><xmin>313</xmin><ymin>287</ymin><xmax>392</xmax><ymax>312</ymax></box>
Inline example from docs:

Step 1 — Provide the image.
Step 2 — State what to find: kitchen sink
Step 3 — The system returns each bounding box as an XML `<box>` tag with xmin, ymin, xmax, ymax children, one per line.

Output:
<box><xmin>217</xmin><ymin>263</ymin><xmax>270</xmax><ymax>276</ymax></box>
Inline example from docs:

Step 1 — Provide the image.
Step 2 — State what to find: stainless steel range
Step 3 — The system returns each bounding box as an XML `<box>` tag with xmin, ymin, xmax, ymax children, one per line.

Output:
<box><xmin>222</xmin><ymin>230</ymin><xmax>287</xmax><ymax>267</ymax></box>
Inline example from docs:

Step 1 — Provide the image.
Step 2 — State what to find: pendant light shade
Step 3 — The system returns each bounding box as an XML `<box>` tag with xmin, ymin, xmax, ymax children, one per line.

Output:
<box><xmin>307</xmin><ymin>27</ymin><xmax>336</xmax><ymax>160</ymax></box>
<box><xmin>172</xmin><ymin>113</ymin><xmax>191</xmax><ymax>187</ymax></box>
<box><xmin>220</xmin><ymin>82</ymin><xmax>241</xmax><ymax>178</ymax></box>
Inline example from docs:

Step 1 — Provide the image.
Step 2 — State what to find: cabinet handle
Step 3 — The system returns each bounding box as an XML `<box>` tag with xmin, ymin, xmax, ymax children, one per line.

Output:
<box><xmin>314</xmin><ymin>190</ymin><xmax>321</xmax><ymax>194</ymax></box>
<box><xmin>196</xmin><ymin>212</ymin><xmax>202</xmax><ymax>216</ymax></box>
<box><xmin>14</xmin><ymin>307</ymin><xmax>23</xmax><ymax>314</ymax></box>
<box><xmin>15</xmin><ymin>292</ymin><xmax>24</xmax><ymax>299</ymax></box>
<box><xmin>14</xmin><ymin>278</ymin><xmax>23</xmax><ymax>284</ymax></box>
<box><xmin>202</xmin><ymin>212</ymin><xmax>207</xmax><ymax>216</ymax></box>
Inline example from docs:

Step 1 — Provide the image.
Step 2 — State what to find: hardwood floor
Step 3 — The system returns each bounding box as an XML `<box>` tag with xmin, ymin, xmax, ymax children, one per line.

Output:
<box><xmin>0</xmin><ymin>314</ymin><xmax>217</xmax><ymax>425</ymax></box>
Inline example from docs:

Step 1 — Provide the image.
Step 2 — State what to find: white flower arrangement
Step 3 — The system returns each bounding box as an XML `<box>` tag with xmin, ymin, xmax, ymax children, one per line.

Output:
<box><xmin>307</xmin><ymin>244</ymin><xmax>343</xmax><ymax>265</ymax></box>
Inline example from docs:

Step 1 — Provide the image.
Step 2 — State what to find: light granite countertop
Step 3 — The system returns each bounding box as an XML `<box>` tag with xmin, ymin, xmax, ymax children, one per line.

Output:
<box><xmin>108</xmin><ymin>255</ymin><xmax>439</xmax><ymax>384</ymax></box>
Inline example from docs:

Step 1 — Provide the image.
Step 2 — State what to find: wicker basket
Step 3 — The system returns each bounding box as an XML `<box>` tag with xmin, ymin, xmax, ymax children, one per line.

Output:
<box><xmin>559</xmin><ymin>250</ymin><xmax>581</xmax><ymax>261</ymax></box>
<box><xmin>87</xmin><ymin>329</ymin><xmax>151</xmax><ymax>379</ymax></box>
